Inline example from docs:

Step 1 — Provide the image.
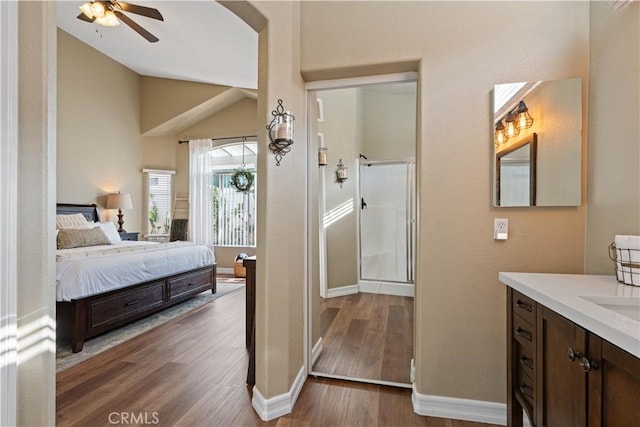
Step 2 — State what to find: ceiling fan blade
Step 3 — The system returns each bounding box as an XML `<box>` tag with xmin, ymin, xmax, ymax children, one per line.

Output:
<box><xmin>114</xmin><ymin>10</ymin><xmax>159</xmax><ymax>43</ymax></box>
<box><xmin>114</xmin><ymin>2</ymin><xmax>164</xmax><ymax>21</ymax></box>
<box><xmin>77</xmin><ymin>13</ymin><xmax>96</xmax><ymax>23</ymax></box>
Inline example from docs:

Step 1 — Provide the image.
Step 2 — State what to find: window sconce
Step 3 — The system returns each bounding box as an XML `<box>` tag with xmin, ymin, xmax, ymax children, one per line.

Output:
<box><xmin>336</xmin><ymin>159</ymin><xmax>348</xmax><ymax>187</ymax></box>
<box><xmin>266</xmin><ymin>99</ymin><xmax>295</xmax><ymax>166</ymax></box>
<box><xmin>494</xmin><ymin>100</ymin><xmax>534</xmax><ymax>147</ymax></box>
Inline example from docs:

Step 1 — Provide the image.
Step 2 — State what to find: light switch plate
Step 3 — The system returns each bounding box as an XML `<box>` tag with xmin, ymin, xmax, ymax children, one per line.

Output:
<box><xmin>494</xmin><ymin>218</ymin><xmax>508</xmax><ymax>240</ymax></box>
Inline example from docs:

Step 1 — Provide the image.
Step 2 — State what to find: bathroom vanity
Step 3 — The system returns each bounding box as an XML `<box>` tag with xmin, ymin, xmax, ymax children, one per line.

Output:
<box><xmin>499</xmin><ymin>273</ymin><xmax>640</xmax><ymax>427</ymax></box>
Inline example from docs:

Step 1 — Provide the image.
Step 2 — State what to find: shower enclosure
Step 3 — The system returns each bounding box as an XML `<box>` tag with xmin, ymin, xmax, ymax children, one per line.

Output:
<box><xmin>359</xmin><ymin>161</ymin><xmax>415</xmax><ymax>287</ymax></box>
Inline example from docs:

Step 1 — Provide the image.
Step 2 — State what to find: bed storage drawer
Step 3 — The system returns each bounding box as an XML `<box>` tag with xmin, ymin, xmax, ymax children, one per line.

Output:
<box><xmin>89</xmin><ymin>280</ymin><xmax>166</xmax><ymax>329</ymax></box>
<box><xmin>168</xmin><ymin>268</ymin><xmax>213</xmax><ymax>300</ymax></box>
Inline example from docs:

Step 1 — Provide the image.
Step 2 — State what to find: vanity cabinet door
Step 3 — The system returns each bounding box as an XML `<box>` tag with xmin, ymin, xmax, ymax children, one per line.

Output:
<box><xmin>587</xmin><ymin>336</ymin><xmax>640</xmax><ymax>427</ymax></box>
<box><xmin>537</xmin><ymin>307</ymin><xmax>587</xmax><ymax>427</ymax></box>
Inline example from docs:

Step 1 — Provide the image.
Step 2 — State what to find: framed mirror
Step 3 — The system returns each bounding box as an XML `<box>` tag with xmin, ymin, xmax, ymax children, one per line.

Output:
<box><xmin>493</xmin><ymin>77</ymin><xmax>582</xmax><ymax>207</ymax></box>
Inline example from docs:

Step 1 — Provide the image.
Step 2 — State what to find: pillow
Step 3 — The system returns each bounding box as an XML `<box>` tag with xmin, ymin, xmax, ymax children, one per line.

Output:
<box><xmin>57</xmin><ymin>227</ymin><xmax>111</xmax><ymax>249</ymax></box>
<box><xmin>93</xmin><ymin>221</ymin><xmax>122</xmax><ymax>244</ymax></box>
<box><xmin>56</xmin><ymin>213</ymin><xmax>90</xmax><ymax>230</ymax></box>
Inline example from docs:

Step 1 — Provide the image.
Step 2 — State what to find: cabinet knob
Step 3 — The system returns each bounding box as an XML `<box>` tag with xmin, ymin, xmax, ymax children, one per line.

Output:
<box><xmin>579</xmin><ymin>356</ymin><xmax>598</xmax><ymax>373</ymax></box>
<box><xmin>567</xmin><ymin>347</ymin><xmax>578</xmax><ymax>361</ymax></box>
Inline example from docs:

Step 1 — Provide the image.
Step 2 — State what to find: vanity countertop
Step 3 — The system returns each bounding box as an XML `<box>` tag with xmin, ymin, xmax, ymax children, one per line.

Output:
<box><xmin>499</xmin><ymin>272</ymin><xmax>640</xmax><ymax>358</ymax></box>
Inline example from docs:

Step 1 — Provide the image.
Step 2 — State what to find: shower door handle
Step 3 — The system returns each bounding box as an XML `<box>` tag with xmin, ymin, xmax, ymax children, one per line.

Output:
<box><xmin>361</xmin><ymin>198</ymin><xmax>367</xmax><ymax>210</ymax></box>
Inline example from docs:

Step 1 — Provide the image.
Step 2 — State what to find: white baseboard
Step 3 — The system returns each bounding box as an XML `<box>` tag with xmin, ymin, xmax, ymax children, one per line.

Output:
<box><xmin>252</xmin><ymin>366</ymin><xmax>306</xmax><ymax>421</ymax></box>
<box><xmin>359</xmin><ymin>280</ymin><xmax>414</xmax><ymax>297</ymax></box>
<box><xmin>216</xmin><ymin>267</ymin><xmax>234</xmax><ymax>275</ymax></box>
<box><xmin>412</xmin><ymin>384</ymin><xmax>508</xmax><ymax>425</ymax></box>
<box><xmin>326</xmin><ymin>284</ymin><xmax>359</xmax><ymax>298</ymax></box>
<box><xmin>311</xmin><ymin>337</ymin><xmax>323</xmax><ymax>366</ymax></box>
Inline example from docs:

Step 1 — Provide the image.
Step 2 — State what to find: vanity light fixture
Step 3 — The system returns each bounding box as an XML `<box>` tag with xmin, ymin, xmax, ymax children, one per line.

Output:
<box><xmin>266</xmin><ymin>99</ymin><xmax>295</xmax><ymax>166</ymax></box>
<box><xmin>494</xmin><ymin>120</ymin><xmax>509</xmax><ymax>146</ymax></box>
<box><xmin>336</xmin><ymin>159</ymin><xmax>348</xmax><ymax>187</ymax></box>
<box><xmin>504</xmin><ymin>111</ymin><xmax>520</xmax><ymax>139</ymax></box>
<box><xmin>514</xmin><ymin>101</ymin><xmax>534</xmax><ymax>130</ymax></box>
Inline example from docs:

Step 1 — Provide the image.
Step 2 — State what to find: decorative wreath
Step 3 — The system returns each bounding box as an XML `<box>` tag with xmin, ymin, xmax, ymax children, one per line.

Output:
<box><xmin>230</xmin><ymin>168</ymin><xmax>255</xmax><ymax>193</ymax></box>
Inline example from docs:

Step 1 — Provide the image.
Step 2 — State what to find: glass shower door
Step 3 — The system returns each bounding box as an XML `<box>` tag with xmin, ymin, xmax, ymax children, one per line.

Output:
<box><xmin>359</xmin><ymin>162</ymin><xmax>414</xmax><ymax>283</ymax></box>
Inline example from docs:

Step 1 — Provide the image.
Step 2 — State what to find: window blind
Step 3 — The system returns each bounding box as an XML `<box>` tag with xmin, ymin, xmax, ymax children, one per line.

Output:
<box><xmin>142</xmin><ymin>169</ymin><xmax>175</xmax><ymax>237</ymax></box>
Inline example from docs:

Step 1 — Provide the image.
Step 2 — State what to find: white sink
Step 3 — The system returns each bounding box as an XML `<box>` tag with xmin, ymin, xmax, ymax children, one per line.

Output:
<box><xmin>580</xmin><ymin>295</ymin><xmax>640</xmax><ymax>322</ymax></box>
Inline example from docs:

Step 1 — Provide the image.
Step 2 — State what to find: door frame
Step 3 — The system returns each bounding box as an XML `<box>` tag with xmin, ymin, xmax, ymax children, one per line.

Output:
<box><xmin>305</xmin><ymin>71</ymin><xmax>418</xmax><ymax>384</ymax></box>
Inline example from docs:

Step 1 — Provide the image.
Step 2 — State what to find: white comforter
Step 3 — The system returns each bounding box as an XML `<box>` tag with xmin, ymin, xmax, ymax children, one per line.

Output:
<box><xmin>56</xmin><ymin>241</ymin><xmax>215</xmax><ymax>301</ymax></box>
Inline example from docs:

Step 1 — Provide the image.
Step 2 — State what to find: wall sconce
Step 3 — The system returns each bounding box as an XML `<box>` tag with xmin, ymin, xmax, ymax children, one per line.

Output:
<box><xmin>106</xmin><ymin>192</ymin><xmax>133</xmax><ymax>233</ymax></box>
<box><xmin>266</xmin><ymin>99</ymin><xmax>295</xmax><ymax>166</ymax></box>
<box><xmin>336</xmin><ymin>159</ymin><xmax>348</xmax><ymax>187</ymax></box>
<box><xmin>318</xmin><ymin>147</ymin><xmax>328</xmax><ymax>166</ymax></box>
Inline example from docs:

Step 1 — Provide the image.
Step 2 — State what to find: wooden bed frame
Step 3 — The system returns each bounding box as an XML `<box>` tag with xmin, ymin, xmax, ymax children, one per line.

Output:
<box><xmin>56</xmin><ymin>203</ymin><xmax>217</xmax><ymax>353</ymax></box>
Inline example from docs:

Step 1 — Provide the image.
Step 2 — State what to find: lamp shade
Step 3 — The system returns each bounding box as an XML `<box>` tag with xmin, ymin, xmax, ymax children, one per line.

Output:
<box><xmin>106</xmin><ymin>193</ymin><xmax>133</xmax><ymax>210</ymax></box>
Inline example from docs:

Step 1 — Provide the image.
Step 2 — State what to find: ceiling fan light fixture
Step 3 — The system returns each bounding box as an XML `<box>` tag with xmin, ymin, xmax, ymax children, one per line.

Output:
<box><xmin>91</xmin><ymin>1</ymin><xmax>106</xmax><ymax>18</ymax></box>
<box><xmin>96</xmin><ymin>10</ymin><xmax>120</xmax><ymax>27</ymax></box>
<box><xmin>79</xmin><ymin>2</ymin><xmax>94</xmax><ymax>19</ymax></box>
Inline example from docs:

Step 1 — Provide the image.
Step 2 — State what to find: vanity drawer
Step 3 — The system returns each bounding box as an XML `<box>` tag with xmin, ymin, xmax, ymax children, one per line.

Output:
<box><xmin>512</xmin><ymin>290</ymin><xmax>536</xmax><ymax>326</ymax></box>
<box><xmin>168</xmin><ymin>268</ymin><xmax>212</xmax><ymax>300</ymax></box>
<box><xmin>513</xmin><ymin>311</ymin><xmax>536</xmax><ymax>349</ymax></box>
<box><xmin>515</xmin><ymin>367</ymin><xmax>536</xmax><ymax>414</ymax></box>
<box><xmin>515</xmin><ymin>340</ymin><xmax>535</xmax><ymax>378</ymax></box>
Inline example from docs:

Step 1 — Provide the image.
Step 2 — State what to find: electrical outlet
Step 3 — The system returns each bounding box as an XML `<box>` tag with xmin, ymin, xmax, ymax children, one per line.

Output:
<box><xmin>494</xmin><ymin>218</ymin><xmax>508</xmax><ymax>240</ymax></box>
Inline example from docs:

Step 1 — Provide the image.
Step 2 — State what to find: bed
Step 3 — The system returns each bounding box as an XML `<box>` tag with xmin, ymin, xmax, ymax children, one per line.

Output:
<box><xmin>56</xmin><ymin>203</ymin><xmax>217</xmax><ymax>353</ymax></box>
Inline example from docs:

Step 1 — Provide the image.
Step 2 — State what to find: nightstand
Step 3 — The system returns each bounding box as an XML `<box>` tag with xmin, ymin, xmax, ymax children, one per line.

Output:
<box><xmin>119</xmin><ymin>232</ymin><xmax>139</xmax><ymax>241</ymax></box>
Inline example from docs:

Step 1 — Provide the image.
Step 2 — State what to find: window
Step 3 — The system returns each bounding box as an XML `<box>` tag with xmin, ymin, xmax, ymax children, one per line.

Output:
<box><xmin>143</xmin><ymin>169</ymin><xmax>175</xmax><ymax>238</ymax></box>
<box><xmin>210</xmin><ymin>142</ymin><xmax>257</xmax><ymax>247</ymax></box>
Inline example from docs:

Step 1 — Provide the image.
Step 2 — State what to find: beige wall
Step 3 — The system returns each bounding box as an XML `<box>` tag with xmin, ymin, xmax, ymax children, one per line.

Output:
<box><xmin>17</xmin><ymin>2</ymin><xmax>57</xmax><ymax>425</ymax></box>
<box><xmin>301</xmin><ymin>0</ymin><xmax>589</xmax><ymax>403</ymax></box>
<box><xmin>57</xmin><ymin>29</ymin><xmax>144</xmax><ymax>231</ymax></box>
<box><xmin>361</xmin><ymin>85</ymin><xmax>416</xmax><ymax>160</ymax></box>
<box><xmin>586</xmin><ymin>1</ymin><xmax>640</xmax><ymax>274</ymax></box>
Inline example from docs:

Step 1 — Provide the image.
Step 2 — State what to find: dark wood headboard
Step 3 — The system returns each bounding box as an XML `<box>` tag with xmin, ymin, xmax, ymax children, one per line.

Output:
<box><xmin>56</xmin><ymin>203</ymin><xmax>99</xmax><ymax>223</ymax></box>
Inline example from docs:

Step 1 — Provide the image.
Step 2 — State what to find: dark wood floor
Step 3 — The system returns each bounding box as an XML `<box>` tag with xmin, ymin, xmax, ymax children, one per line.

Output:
<box><xmin>57</xmin><ymin>285</ymin><xmax>497</xmax><ymax>427</ymax></box>
<box><xmin>314</xmin><ymin>292</ymin><xmax>413</xmax><ymax>384</ymax></box>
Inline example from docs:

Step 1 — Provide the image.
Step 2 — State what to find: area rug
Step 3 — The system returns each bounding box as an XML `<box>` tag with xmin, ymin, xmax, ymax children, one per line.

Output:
<box><xmin>56</xmin><ymin>277</ymin><xmax>244</xmax><ymax>372</ymax></box>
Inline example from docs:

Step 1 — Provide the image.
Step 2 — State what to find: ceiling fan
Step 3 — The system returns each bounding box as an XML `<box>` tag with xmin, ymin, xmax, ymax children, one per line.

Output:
<box><xmin>77</xmin><ymin>1</ymin><xmax>164</xmax><ymax>43</ymax></box>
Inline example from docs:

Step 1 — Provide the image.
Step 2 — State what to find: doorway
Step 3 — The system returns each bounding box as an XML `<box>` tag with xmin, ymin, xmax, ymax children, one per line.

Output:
<box><xmin>307</xmin><ymin>74</ymin><xmax>417</xmax><ymax>387</ymax></box>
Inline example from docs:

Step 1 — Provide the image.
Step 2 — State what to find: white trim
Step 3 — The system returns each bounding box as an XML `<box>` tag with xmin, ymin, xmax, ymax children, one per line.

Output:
<box><xmin>311</xmin><ymin>337</ymin><xmax>323</xmax><ymax>366</ymax></box>
<box><xmin>0</xmin><ymin>2</ymin><xmax>18</xmax><ymax>425</ymax></box>
<box><xmin>411</xmin><ymin>384</ymin><xmax>533</xmax><ymax>426</ymax></box>
<box><xmin>305</xmin><ymin>72</ymin><xmax>418</xmax><ymax>90</ymax></box>
<box><xmin>252</xmin><ymin>366</ymin><xmax>306</xmax><ymax>421</ymax></box>
<box><xmin>326</xmin><ymin>284</ymin><xmax>359</xmax><ymax>298</ymax></box>
<box><xmin>318</xmin><ymin>167</ymin><xmax>327</xmax><ymax>298</ymax></box>
<box><xmin>359</xmin><ymin>280</ymin><xmax>415</xmax><ymax>297</ymax></box>
<box><xmin>142</xmin><ymin>168</ymin><xmax>175</xmax><ymax>175</ymax></box>
<box><xmin>216</xmin><ymin>267</ymin><xmax>235</xmax><ymax>275</ymax></box>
